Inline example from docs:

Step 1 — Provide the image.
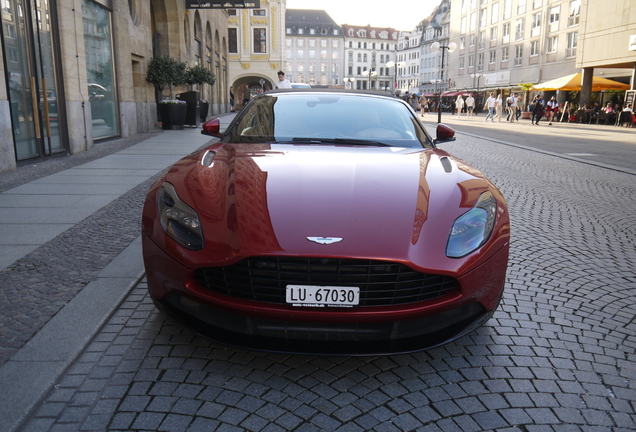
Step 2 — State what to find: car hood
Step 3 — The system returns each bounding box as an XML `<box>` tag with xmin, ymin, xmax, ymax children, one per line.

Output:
<box><xmin>167</xmin><ymin>143</ymin><xmax>506</xmax><ymax>274</ymax></box>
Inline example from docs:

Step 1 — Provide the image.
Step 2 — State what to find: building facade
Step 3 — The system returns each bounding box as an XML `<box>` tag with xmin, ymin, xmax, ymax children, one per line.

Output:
<box><xmin>396</xmin><ymin>27</ymin><xmax>424</xmax><ymax>94</ymax></box>
<box><xmin>446</xmin><ymin>0</ymin><xmax>583</xmax><ymax>101</ymax></box>
<box><xmin>576</xmin><ymin>0</ymin><xmax>636</xmax><ymax>105</ymax></box>
<box><xmin>443</xmin><ymin>0</ymin><xmax>634</xmax><ymax>108</ymax></box>
<box><xmin>283</xmin><ymin>9</ymin><xmax>343</xmax><ymax>87</ymax></box>
<box><xmin>341</xmin><ymin>25</ymin><xmax>399</xmax><ymax>92</ymax></box>
<box><xmin>226</xmin><ymin>0</ymin><xmax>286</xmax><ymax>103</ymax></box>
<box><xmin>0</xmin><ymin>0</ymin><xmax>232</xmax><ymax>174</ymax></box>
<box><xmin>419</xmin><ymin>0</ymin><xmax>452</xmax><ymax>96</ymax></box>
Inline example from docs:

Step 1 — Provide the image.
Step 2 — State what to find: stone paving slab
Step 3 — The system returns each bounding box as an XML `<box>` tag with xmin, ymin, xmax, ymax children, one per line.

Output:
<box><xmin>15</xmin><ymin>128</ymin><xmax>636</xmax><ymax>431</ymax></box>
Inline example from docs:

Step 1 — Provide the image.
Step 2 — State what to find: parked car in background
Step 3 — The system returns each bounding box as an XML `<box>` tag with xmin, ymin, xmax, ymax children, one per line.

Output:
<box><xmin>142</xmin><ymin>89</ymin><xmax>510</xmax><ymax>355</ymax></box>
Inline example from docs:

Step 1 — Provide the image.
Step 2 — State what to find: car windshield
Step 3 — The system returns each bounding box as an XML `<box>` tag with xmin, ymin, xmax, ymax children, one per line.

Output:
<box><xmin>225</xmin><ymin>92</ymin><xmax>433</xmax><ymax>148</ymax></box>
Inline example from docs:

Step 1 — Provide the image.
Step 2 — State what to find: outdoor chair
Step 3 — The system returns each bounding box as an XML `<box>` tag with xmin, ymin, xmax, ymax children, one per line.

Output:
<box><xmin>617</xmin><ymin>111</ymin><xmax>633</xmax><ymax>127</ymax></box>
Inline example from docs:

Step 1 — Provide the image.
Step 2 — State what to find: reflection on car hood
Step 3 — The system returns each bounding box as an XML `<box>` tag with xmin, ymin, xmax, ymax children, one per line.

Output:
<box><xmin>171</xmin><ymin>144</ymin><xmax>492</xmax><ymax>271</ymax></box>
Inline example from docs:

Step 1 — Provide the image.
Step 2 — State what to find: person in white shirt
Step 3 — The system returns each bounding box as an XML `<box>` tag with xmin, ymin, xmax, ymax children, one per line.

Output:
<box><xmin>274</xmin><ymin>71</ymin><xmax>292</xmax><ymax>89</ymax></box>
<box><xmin>455</xmin><ymin>95</ymin><xmax>465</xmax><ymax>117</ymax></box>
<box><xmin>465</xmin><ymin>94</ymin><xmax>475</xmax><ymax>119</ymax></box>
<box><xmin>546</xmin><ymin>96</ymin><xmax>558</xmax><ymax>125</ymax></box>
<box><xmin>494</xmin><ymin>94</ymin><xmax>503</xmax><ymax>122</ymax></box>
<box><xmin>484</xmin><ymin>93</ymin><xmax>496</xmax><ymax>122</ymax></box>
<box><xmin>506</xmin><ymin>93</ymin><xmax>518</xmax><ymax>122</ymax></box>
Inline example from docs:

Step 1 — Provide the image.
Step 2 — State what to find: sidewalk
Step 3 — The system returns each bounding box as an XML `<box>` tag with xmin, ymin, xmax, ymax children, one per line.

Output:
<box><xmin>0</xmin><ymin>114</ymin><xmax>236</xmax><ymax>432</ymax></box>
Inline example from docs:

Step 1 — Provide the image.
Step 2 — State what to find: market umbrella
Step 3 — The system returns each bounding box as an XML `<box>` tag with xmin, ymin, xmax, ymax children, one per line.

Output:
<box><xmin>441</xmin><ymin>91</ymin><xmax>472</xmax><ymax>97</ymax></box>
<box><xmin>530</xmin><ymin>73</ymin><xmax>630</xmax><ymax>91</ymax></box>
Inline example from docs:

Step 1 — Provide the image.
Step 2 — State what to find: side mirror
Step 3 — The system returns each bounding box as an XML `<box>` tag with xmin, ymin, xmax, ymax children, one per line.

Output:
<box><xmin>201</xmin><ymin>118</ymin><xmax>223</xmax><ymax>138</ymax></box>
<box><xmin>434</xmin><ymin>123</ymin><xmax>456</xmax><ymax>144</ymax></box>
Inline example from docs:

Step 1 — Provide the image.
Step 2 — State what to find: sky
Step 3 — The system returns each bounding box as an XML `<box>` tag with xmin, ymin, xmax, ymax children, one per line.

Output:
<box><xmin>285</xmin><ymin>0</ymin><xmax>439</xmax><ymax>32</ymax></box>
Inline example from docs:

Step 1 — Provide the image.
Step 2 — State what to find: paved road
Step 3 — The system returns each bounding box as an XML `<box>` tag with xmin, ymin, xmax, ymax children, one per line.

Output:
<box><xmin>18</xmin><ymin>124</ymin><xmax>636</xmax><ymax>431</ymax></box>
<box><xmin>422</xmin><ymin>112</ymin><xmax>636</xmax><ymax>174</ymax></box>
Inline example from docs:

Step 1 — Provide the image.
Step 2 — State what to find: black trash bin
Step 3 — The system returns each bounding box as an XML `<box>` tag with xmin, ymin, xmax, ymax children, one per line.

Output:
<box><xmin>176</xmin><ymin>91</ymin><xmax>200</xmax><ymax>128</ymax></box>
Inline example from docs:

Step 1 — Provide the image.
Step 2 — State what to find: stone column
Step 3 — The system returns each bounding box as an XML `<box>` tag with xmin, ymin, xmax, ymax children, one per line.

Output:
<box><xmin>58</xmin><ymin>0</ymin><xmax>92</xmax><ymax>155</ymax></box>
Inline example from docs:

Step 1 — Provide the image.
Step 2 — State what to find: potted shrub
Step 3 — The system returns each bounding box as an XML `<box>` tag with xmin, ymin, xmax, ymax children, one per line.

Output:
<box><xmin>186</xmin><ymin>65</ymin><xmax>216</xmax><ymax>121</ymax></box>
<box><xmin>518</xmin><ymin>83</ymin><xmax>534</xmax><ymax>120</ymax></box>
<box><xmin>146</xmin><ymin>55</ymin><xmax>188</xmax><ymax>129</ymax></box>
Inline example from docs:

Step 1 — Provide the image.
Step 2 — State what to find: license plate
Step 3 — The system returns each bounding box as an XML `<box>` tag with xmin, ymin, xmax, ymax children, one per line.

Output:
<box><xmin>286</xmin><ymin>285</ymin><xmax>360</xmax><ymax>307</ymax></box>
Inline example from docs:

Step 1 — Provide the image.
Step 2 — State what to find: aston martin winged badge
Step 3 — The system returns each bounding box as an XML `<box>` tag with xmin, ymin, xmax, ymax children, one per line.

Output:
<box><xmin>307</xmin><ymin>237</ymin><xmax>343</xmax><ymax>245</ymax></box>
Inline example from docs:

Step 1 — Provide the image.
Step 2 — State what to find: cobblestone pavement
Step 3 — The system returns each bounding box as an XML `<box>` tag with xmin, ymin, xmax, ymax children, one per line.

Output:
<box><xmin>0</xmin><ymin>133</ymin><xmax>156</xmax><ymax>364</ymax></box>
<box><xmin>20</xmin><ymin>134</ymin><xmax>636</xmax><ymax>431</ymax></box>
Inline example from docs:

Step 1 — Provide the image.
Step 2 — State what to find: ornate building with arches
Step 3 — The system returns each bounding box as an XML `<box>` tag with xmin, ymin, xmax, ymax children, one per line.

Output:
<box><xmin>226</xmin><ymin>1</ymin><xmax>286</xmax><ymax>106</ymax></box>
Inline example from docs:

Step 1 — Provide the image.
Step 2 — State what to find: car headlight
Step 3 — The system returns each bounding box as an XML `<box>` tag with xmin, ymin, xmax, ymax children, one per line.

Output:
<box><xmin>446</xmin><ymin>191</ymin><xmax>497</xmax><ymax>258</ymax></box>
<box><xmin>157</xmin><ymin>182</ymin><xmax>204</xmax><ymax>250</ymax></box>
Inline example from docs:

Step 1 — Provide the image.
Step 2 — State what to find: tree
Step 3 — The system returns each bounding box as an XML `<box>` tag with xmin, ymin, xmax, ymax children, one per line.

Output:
<box><xmin>146</xmin><ymin>55</ymin><xmax>187</xmax><ymax>100</ymax></box>
<box><xmin>518</xmin><ymin>83</ymin><xmax>534</xmax><ymax>112</ymax></box>
<box><xmin>185</xmin><ymin>65</ymin><xmax>216</xmax><ymax>88</ymax></box>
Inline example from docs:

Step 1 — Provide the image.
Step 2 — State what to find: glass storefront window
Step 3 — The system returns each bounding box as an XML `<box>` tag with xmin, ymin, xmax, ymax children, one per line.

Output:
<box><xmin>3</xmin><ymin>0</ymin><xmax>66</xmax><ymax>161</ymax></box>
<box><xmin>82</xmin><ymin>0</ymin><xmax>118</xmax><ymax>139</ymax></box>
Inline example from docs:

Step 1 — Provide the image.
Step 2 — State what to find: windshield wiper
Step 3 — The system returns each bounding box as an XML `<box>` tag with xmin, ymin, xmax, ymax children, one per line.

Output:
<box><xmin>291</xmin><ymin>137</ymin><xmax>391</xmax><ymax>146</ymax></box>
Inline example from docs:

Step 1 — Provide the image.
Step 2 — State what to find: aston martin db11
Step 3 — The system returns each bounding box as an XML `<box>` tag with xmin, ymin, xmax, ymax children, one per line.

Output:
<box><xmin>141</xmin><ymin>89</ymin><xmax>510</xmax><ymax>355</ymax></box>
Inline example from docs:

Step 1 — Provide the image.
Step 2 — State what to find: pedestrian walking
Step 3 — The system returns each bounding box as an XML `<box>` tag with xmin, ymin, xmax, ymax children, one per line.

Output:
<box><xmin>242</xmin><ymin>84</ymin><xmax>251</xmax><ymax>107</ymax></box>
<box><xmin>420</xmin><ymin>95</ymin><xmax>429</xmax><ymax>116</ymax></box>
<box><xmin>229</xmin><ymin>86</ymin><xmax>235</xmax><ymax>112</ymax></box>
<box><xmin>455</xmin><ymin>95</ymin><xmax>465</xmax><ymax>118</ymax></box>
<box><xmin>409</xmin><ymin>93</ymin><xmax>419</xmax><ymax>111</ymax></box>
<box><xmin>494</xmin><ymin>94</ymin><xmax>503</xmax><ymax>122</ymax></box>
<box><xmin>484</xmin><ymin>92</ymin><xmax>496</xmax><ymax>122</ymax></box>
<box><xmin>546</xmin><ymin>96</ymin><xmax>558</xmax><ymax>125</ymax></box>
<box><xmin>465</xmin><ymin>94</ymin><xmax>475</xmax><ymax>119</ymax></box>
<box><xmin>506</xmin><ymin>93</ymin><xmax>518</xmax><ymax>122</ymax></box>
<box><xmin>531</xmin><ymin>95</ymin><xmax>545</xmax><ymax>125</ymax></box>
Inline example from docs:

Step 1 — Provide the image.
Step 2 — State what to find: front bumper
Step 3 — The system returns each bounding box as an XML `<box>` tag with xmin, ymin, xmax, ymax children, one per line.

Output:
<box><xmin>154</xmin><ymin>293</ymin><xmax>491</xmax><ymax>355</ymax></box>
<box><xmin>143</xmin><ymin>234</ymin><xmax>508</xmax><ymax>355</ymax></box>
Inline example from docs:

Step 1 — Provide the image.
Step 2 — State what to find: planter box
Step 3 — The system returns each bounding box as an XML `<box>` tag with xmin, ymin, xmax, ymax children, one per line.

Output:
<box><xmin>176</xmin><ymin>91</ymin><xmax>200</xmax><ymax>127</ymax></box>
<box><xmin>158</xmin><ymin>103</ymin><xmax>187</xmax><ymax>130</ymax></box>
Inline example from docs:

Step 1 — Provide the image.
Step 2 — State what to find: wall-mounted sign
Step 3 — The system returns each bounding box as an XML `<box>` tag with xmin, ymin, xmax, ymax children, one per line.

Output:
<box><xmin>186</xmin><ymin>0</ymin><xmax>260</xmax><ymax>9</ymax></box>
<box><xmin>484</xmin><ymin>71</ymin><xmax>510</xmax><ymax>86</ymax></box>
<box><xmin>629</xmin><ymin>34</ymin><xmax>636</xmax><ymax>51</ymax></box>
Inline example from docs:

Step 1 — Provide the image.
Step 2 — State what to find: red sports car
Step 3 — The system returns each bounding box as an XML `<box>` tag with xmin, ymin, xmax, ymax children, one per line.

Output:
<box><xmin>141</xmin><ymin>89</ymin><xmax>510</xmax><ymax>355</ymax></box>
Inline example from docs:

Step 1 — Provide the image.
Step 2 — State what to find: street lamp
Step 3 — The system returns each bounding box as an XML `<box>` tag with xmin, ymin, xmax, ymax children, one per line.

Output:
<box><xmin>385</xmin><ymin>61</ymin><xmax>405</xmax><ymax>96</ymax></box>
<box><xmin>361</xmin><ymin>69</ymin><xmax>377</xmax><ymax>90</ymax></box>
<box><xmin>472</xmin><ymin>73</ymin><xmax>483</xmax><ymax>112</ymax></box>
<box><xmin>431</xmin><ymin>41</ymin><xmax>457</xmax><ymax>123</ymax></box>
<box><xmin>343</xmin><ymin>77</ymin><xmax>355</xmax><ymax>90</ymax></box>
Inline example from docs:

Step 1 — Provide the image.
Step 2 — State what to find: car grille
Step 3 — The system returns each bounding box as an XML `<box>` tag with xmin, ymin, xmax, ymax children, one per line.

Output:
<box><xmin>192</xmin><ymin>257</ymin><xmax>457</xmax><ymax>307</ymax></box>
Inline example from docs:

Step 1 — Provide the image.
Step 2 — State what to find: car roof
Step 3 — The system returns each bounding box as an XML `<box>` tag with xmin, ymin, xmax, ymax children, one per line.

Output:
<box><xmin>261</xmin><ymin>88</ymin><xmax>401</xmax><ymax>99</ymax></box>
